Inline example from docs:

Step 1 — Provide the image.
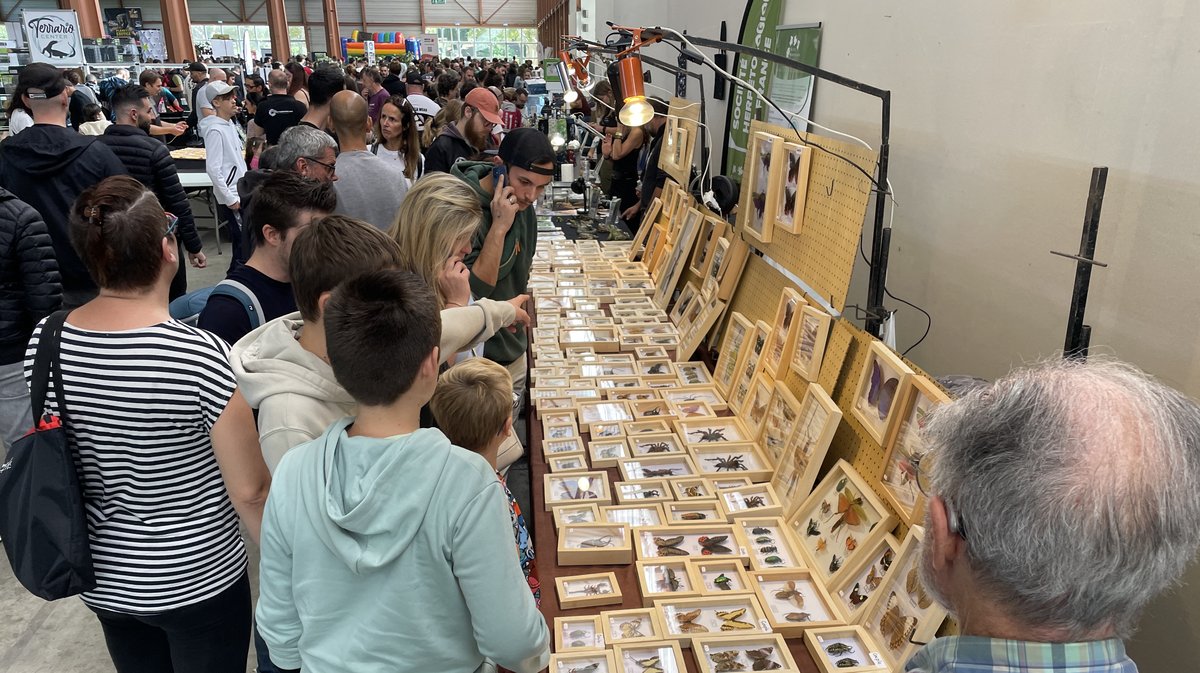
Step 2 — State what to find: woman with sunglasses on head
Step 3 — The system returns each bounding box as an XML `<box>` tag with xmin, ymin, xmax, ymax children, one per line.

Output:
<box><xmin>371</xmin><ymin>95</ymin><xmax>424</xmax><ymax>187</ymax></box>
<box><xmin>26</xmin><ymin>175</ymin><xmax>270</xmax><ymax>673</ymax></box>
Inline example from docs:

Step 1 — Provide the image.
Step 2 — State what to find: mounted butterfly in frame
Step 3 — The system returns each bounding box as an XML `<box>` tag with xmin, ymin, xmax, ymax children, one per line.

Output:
<box><xmin>774</xmin><ymin>142</ymin><xmax>812</xmax><ymax>235</ymax></box>
<box><xmin>851</xmin><ymin>340</ymin><xmax>915</xmax><ymax>445</ymax></box>
<box><xmin>878</xmin><ymin>374</ymin><xmax>953</xmax><ymax>526</ymax></box>
<box><xmin>857</xmin><ymin>526</ymin><xmax>948</xmax><ymax>671</ymax></box>
<box><xmin>739</xmin><ymin>131</ymin><xmax>783</xmax><ymax>244</ymax></box>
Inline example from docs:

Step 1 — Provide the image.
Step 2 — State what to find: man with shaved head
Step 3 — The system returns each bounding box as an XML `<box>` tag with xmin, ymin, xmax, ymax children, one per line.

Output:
<box><xmin>328</xmin><ymin>89</ymin><xmax>407</xmax><ymax>229</ymax></box>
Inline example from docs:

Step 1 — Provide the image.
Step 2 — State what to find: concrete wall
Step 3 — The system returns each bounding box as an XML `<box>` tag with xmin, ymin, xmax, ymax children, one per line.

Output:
<box><xmin>596</xmin><ymin>1</ymin><xmax>1200</xmax><ymax>668</ymax></box>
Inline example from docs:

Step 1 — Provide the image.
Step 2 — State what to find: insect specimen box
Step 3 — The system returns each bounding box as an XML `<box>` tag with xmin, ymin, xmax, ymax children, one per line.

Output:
<box><xmin>675</xmin><ymin>417</ymin><xmax>752</xmax><ymax>447</ymax></box>
<box><xmin>669</xmin><ymin>477</ymin><xmax>717</xmax><ymax>501</ymax></box>
<box><xmin>692</xmin><ymin>633</ymin><xmax>801</xmax><ymax>673</ymax></box>
<box><xmin>600</xmin><ymin>503</ymin><xmax>666</xmax><ymax>528</ymax></box>
<box><xmin>690</xmin><ymin>558</ymin><xmax>752</xmax><ymax>596</ymax></box>
<box><xmin>850</xmin><ymin>340</ymin><xmax>915</xmax><ymax>445</ymax></box>
<box><xmin>543</xmin><ymin>472</ymin><xmax>613</xmax><ymax>512</ymax></box>
<box><xmin>612</xmin><ymin>640</ymin><xmax>689</xmax><ymax>673</ymax></box>
<box><xmin>878</xmin><ymin>374</ymin><xmax>952</xmax><ymax>527</ymax></box>
<box><xmin>555</xmin><ymin>571</ymin><xmax>623</xmax><ymax>610</ymax></box>
<box><xmin>553</xmin><ymin>503</ymin><xmax>601</xmax><ymax>529</ymax></box>
<box><xmin>613</xmin><ymin>479</ymin><xmax>675</xmax><ymax>506</ymax></box>
<box><xmin>618</xmin><ymin>454</ymin><xmax>699</xmax><ymax>482</ymax></box>
<box><xmin>636</xmin><ymin>559</ymin><xmax>703</xmax><ymax>607</ymax></box>
<box><xmin>627</xmin><ymin>432</ymin><xmax>686</xmax><ymax>457</ymax></box>
<box><xmin>632</xmin><ymin>524</ymin><xmax>747</xmax><ymax>565</ymax></box>
<box><xmin>588</xmin><ymin>437</ymin><xmax>630</xmax><ymax>469</ymax></box>
<box><xmin>802</xmin><ymin>625</ymin><xmax>889</xmax><ymax>673</ymax></box>
<box><xmin>830</xmin><ymin>533</ymin><xmax>901</xmax><ymax>622</ymax></box>
<box><xmin>664</xmin><ymin>500</ymin><xmax>726</xmax><ymax>524</ymax></box>
<box><xmin>557</xmin><ymin>523</ymin><xmax>633</xmax><ymax>565</ymax></box>
<box><xmin>600</xmin><ymin>607</ymin><xmax>667</xmax><ymax>647</ymax></box>
<box><xmin>690</xmin><ymin>443</ymin><xmax>774</xmax><ymax>484</ymax></box>
<box><xmin>749</xmin><ymin>568</ymin><xmax>845</xmax><ymax>638</ymax></box>
<box><xmin>715</xmin><ymin>482</ymin><xmax>785</xmax><ymax>520</ymax></box>
<box><xmin>652</xmin><ymin>594</ymin><xmax>773</xmax><ymax>648</ymax></box>
<box><xmin>553</xmin><ymin>614</ymin><xmax>605</xmax><ymax>652</ymax></box>
<box><xmin>549</xmin><ymin>454</ymin><xmax>589</xmax><ymax>473</ymax></box>
<box><xmin>731</xmin><ymin>516</ymin><xmax>808</xmax><ymax>572</ymax></box>
<box><xmin>549</xmin><ymin>649</ymin><xmax>618</xmax><ymax>673</ymax></box>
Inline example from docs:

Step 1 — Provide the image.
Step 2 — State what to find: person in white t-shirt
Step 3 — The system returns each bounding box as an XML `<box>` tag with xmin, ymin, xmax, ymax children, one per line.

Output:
<box><xmin>370</xmin><ymin>95</ymin><xmax>424</xmax><ymax>187</ymax></box>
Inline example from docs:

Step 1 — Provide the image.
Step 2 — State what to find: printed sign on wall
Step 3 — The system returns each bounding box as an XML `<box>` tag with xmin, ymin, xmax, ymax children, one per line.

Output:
<box><xmin>23</xmin><ymin>10</ymin><xmax>84</xmax><ymax>66</ymax></box>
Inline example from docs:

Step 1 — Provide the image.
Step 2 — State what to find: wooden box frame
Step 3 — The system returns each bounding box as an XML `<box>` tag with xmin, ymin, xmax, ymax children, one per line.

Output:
<box><xmin>632</xmin><ymin>524</ymin><xmax>747</xmax><ymax>564</ymax></box>
<box><xmin>543</xmin><ymin>471</ymin><xmax>613</xmax><ymax>511</ymax></box>
<box><xmin>557</xmin><ymin>523</ymin><xmax>633</xmax><ymax>566</ymax></box>
<box><xmin>588</xmin><ymin>438</ymin><xmax>630</xmax><ymax>469</ymax></box>
<box><xmin>693</xmin><ymin>633</ymin><xmax>801</xmax><ymax>673</ymax></box>
<box><xmin>669</xmin><ymin>477</ymin><xmax>716</xmax><ymax>501</ymax></box>
<box><xmin>760</xmin><ymin>381</ymin><xmax>802</xmax><ymax>468</ymax></box>
<box><xmin>710</xmin><ymin>476</ymin><xmax>755</xmax><ymax>490</ymax></box>
<box><xmin>803</xmin><ymin>625</ymin><xmax>889</xmax><ymax>673</ymax></box>
<box><xmin>738</xmin><ymin>131</ymin><xmax>785</xmax><ymax>245</ymax></box>
<box><xmin>627</xmin><ymin>197</ymin><xmax>662</xmax><ymax>262</ymax></box>
<box><xmin>577</xmin><ymin>400</ymin><xmax>635</xmax><ymax>434</ymax></box>
<box><xmin>556</xmin><ymin>571</ymin><xmax>623</xmax><ymax>610</ymax></box>
<box><xmin>652</xmin><ymin>594</ymin><xmax>773</xmax><ymax>648</ymax></box>
<box><xmin>653</xmin><ymin>207</ymin><xmax>705</xmax><ymax>310</ymax></box>
<box><xmin>738</xmin><ymin>371</ymin><xmax>776</xmax><ymax>441</ymax></box>
<box><xmin>624</xmin><ymin>419</ymin><xmax>673</xmax><ymax>436</ymax></box>
<box><xmin>619</xmin><ymin>454</ymin><xmax>699</xmax><ymax>482</ymax></box>
<box><xmin>631</xmin><ymin>398</ymin><xmax>678</xmax><ymax>421</ymax></box>
<box><xmin>553</xmin><ymin>503</ymin><xmax>602</xmax><ymax>529</ymax></box>
<box><xmin>856</xmin><ymin>527</ymin><xmax>948</xmax><ymax>671</ymax></box>
<box><xmin>637</xmin><ymin>358</ymin><xmax>677</xmax><ymax>379</ymax></box>
<box><xmin>829</xmin><ymin>534</ymin><xmax>900</xmax><ymax>622</ymax></box>
<box><xmin>732</xmin><ymin>516</ymin><xmax>808</xmax><ymax>571</ymax></box>
<box><xmin>543</xmin><ymin>423</ymin><xmax>581</xmax><ymax>442</ymax></box>
<box><xmin>662</xmin><ymin>386</ymin><xmax>729</xmax><ymax>414</ymax></box>
<box><xmin>549</xmin><ymin>650</ymin><xmax>618</xmax><ymax>673</ymax></box>
<box><xmin>787</xmin><ymin>460</ymin><xmax>899</xmax><ymax>586</ymax></box>
<box><xmin>548</xmin><ymin>452</ymin><xmax>588</xmax><ymax>472</ymax></box>
<box><xmin>600</xmin><ymin>607</ymin><xmax>667</xmax><ymax>648</ymax></box>
<box><xmin>690</xmin><ymin>558</ymin><xmax>753</xmax><ymax>596</ymax></box>
<box><xmin>559</xmin><ymin>327</ymin><xmax>621</xmax><ymax>354</ymax></box>
<box><xmin>691</xmin><ymin>443</ymin><xmax>774</xmax><ymax>484</ymax></box>
<box><xmin>591</xmin><ymin>420</ymin><xmax>625</xmax><ymax>439</ymax></box>
<box><xmin>689</xmin><ymin>214</ymin><xmax>729</xmax><ymax>281</ymax></box>
<box><xmin>614</xmin><ymin>478</ymin><xmax>675</xmax><ymax>505</ymax></box>
<box><xmin>878</xmin><ymin>375</ymin><xmax>952</xmax><ymax>527</ymax></box>
<box><xmin>790</xmin><ymin>305</ymin><xmax>832</xmax><ymax>383</ymax></box>
<box><xmin>728</xmin><ymin>320</ymin><xmax>770</xmax><ymax>413</ymax></box>
<box><xmin>636</xmin><ymin>559</ymin><xmax>703</xmax><ymax>607</ymax></box>
<box><xmin>665</xmin><ymin>499</ymin><xmax>726</xmax><ymax>524</ymax></box>
<box><xmin>773</xmin><ymin>141</ymin><xmax>814</xmax><ymax>235</ymax></box>
<box><xmin>750</xmin><ymin>568</ymin><xmax>844</xmax><ymax>638</ymax></box>
<box><xmin>675</xmin><ymin>416</ymin><xmax>753</xmax><ymax>446</ymax></box>
<box><xmin>716</xmin><ymin>482</ymin><xmax>785</xmax><ymax>519</ymax></box>
<box><xmin>673</xmin><ymin>361</ymin><xmax>713</xmax><ymax>387</ymax></box>
<box><xmin>771</xmin><ymin>382</ymin><xmax>842</xmax><ymax>517</ymax></box>
<box><xmin>612</xmin><ymin>640</ymin><xmax>689</xmax><ymax>673</ymax></box>
<box><xmin>635</xmin><ymin>345</ymin><xmax>670</xmax><ymax>359</ymax></box>
<box><xmin>762</xmin><ymin>288</ymin><xmax>806</xmax><ymax>379</ymax></box>
<box><xmin>542</xmin><ymin>436</ymin><xmax>586</xmax><ymax>461</ymax></box>
<box><xmin>553</xmin><ymin>615</ymin><xmax>605</xmax><ymax>652</ymax></box>
<box><xmin>668</xmin><ymin>280</ymin><xmax>700</xmax><ymax>327</ymax></box>
<box><xmin>600</xmin><ymin>503</ymin><xmax>666</xmax><ymax>528</ymax></box>
<box><xmin>850</xmin><ymin>340</ymin><xmax>915</xmax><ymax>445</ymax></box>
<box><xmin>628</xmin><ymin>432</ymin><xmax>687</xmax><ymax>457</ymax></box>
<box><xmin>669</xmin><ymin>399</ymin><xmax>718</xmax><ymax>420</ymax></box>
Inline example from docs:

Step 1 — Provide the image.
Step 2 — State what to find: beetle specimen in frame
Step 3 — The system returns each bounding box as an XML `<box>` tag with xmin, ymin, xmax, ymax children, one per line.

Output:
<box><xmin>825</xmin><ymin>642</ymin><xmax>855</xmax><ymax>656</ymax></box>
<box><xmin>699</xmin><ymin>535</ymin><xmax>733</xmax><ymax>555</ymax></box>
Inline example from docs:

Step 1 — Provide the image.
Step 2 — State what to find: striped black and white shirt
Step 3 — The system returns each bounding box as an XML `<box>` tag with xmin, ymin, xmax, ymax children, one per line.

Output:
<box><xmin>25</xmin><ymin>318</ymin><xmax>246</xmax><ymax>614</ymax></box>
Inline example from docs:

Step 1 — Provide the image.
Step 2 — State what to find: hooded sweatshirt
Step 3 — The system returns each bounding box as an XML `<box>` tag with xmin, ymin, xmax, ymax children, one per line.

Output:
<box><xmin>0</xmin><ymin>124</ymin><xmax>127</xmax><ymax>292</ymax></box>
<box><xmin>233</xmin><ymin>300</ymin><xmax>516</xmax><ymax>471</ymax></box>
<box><xmin>199</xmin><ymin>114</ymin><xmax>247</xmax><ymax>206</ymax></box>
<box><xmin>256</xmin><ymin>418</ymin><xmax>550</xmax><ymax>673</ymax></box>
<box><xmin>424</xmin><ymin>121</ymin><xmax>476</xmax><ymax>174</ymax></box>
<box><xmin>455</xmin><ymin>161</ymin><xmax>537</xmax><ymax>365</ymax></box>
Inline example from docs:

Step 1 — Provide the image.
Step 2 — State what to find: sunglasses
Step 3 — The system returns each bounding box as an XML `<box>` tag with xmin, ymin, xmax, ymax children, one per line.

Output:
<box><xmin>164</xmin><ymin>212</ymin><xmax>179</xmax><ymax>238</ymax></box>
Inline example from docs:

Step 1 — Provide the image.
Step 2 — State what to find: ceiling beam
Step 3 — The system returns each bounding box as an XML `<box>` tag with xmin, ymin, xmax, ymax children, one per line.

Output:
<box><xmin>484</xmin><ymin>0</ymin><xmax>512</xmax><ymax>24</ymax></box>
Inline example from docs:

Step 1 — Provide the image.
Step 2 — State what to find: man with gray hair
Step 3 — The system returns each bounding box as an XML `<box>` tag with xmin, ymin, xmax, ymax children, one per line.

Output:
<box><xmin>274</xmin><ymin>124</ymin><xmax>338</xmax><ymax>184</ymax></box>
<box><xmin>908</xmin><ymin>357</ymin><xmax>1200</xmax><ymax>673</ymax></box>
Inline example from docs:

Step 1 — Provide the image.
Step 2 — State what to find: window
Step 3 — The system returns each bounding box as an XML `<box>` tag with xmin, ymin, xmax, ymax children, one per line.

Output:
<box><xmin>431</xmin><ymin>27</ymin><xmax>538</xmax><ymax>62</ymax></box>
<box><xmin>189</xmin><ymin>23</ymin><xmax>309</xmax><ymax>60</ymax></box>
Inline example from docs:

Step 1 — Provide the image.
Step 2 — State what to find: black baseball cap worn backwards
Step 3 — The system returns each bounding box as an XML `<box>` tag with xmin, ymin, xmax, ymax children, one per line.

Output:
<box><xmin>20</xmin><ymin>63</ymin><xmax>68</xmax><ymax>100</ymax></box>
<box><xmin>499</xmin><ymin>128</ymin><xmax>555</xmax><ymax>177</ymax></box>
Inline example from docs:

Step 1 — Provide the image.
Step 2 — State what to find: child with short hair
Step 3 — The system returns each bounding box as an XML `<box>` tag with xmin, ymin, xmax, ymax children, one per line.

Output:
<box><xmin>255</xmin><ymin>269</ymin><xmax>549</xmax><ymax>673</ymax></box>
<box><xmin>430</xmin><ymin>359</ymin><xmax>540</xmax><ymax>606</ymax></box>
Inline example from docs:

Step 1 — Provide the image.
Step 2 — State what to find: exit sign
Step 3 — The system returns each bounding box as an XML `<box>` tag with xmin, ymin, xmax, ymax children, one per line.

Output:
<box><xmin>431</xmin><ymin>0</ymin><xmax>445</xmax><ymax>4</ymax></box>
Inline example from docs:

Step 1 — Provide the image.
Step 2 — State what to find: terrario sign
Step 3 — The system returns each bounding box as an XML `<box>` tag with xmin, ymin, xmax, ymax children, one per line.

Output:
<box><xmin>23</xmin><ymin>10</ymin><xmax>85</xmax><ymax>66</ymax></box>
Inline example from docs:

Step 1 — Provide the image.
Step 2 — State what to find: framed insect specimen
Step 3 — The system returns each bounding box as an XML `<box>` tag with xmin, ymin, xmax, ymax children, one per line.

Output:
<box><xmin>774</xmin><ymin>142</ymin><xmax>813</xmax><ymax>235</ymax></box>
<box><xmin>612</xmin><ymin>640</ymin><xmax>688</xmax><ymax>673</ymax></box>
<box><xmin>738</xmin><ymin>372</ymin><xmax>776</xmax><ymax>441</ymax></box>
<box><xmin>762</xmin><ymin>288</ymin><xmax>806</xmax><ymax>378</ymax></box>
<box><xmin>662</xmin><ymin>386</ymin><xmax>728</xmax><ymax>414</ymax></box>
<box><xmin>856</xmin><ymin>527</ymin><xmax>947</xmax><ymax>670</ymax></box>
<box><xmin>633</xmin><ymin>524</ymin><xmax>746</xmax><ymax>563</ymax></box>
<box><xmin>550</xmin><ymin>455</ymin><xmax>590</xmax><ymax>473</ymax></box>
<box><xmin>544</xmin><ymin>423</ymin><xmax>580</xmax><ymax>442</ymax></box>
<box><xmin>710</xmin><ymin>476</ymin><xmax>754</xmax><ymax>491</ymax></box>
<box><xmin>556</xmin><ymin>572</ymin><xmax>623</xmax><ymax>610</ymax></box>
<box><xmin>675</xmin><ymin>417</ymin><xmax>752</xmax><ymax>446</ymax></box>
<box><xmin>693</xmin><ymin>633</ymin><xmax>800</xmax><ymax>673</ymax></box>
<box><xmin>691</xmin><ymin>559</ymin><xmax>752</xmax><ymax>596</ymax></box>
<box><xmin>636</xmin><ymin>559</ymin><xmax>702</xmax><ymax>607</ymax></box>
<box><xmin>591</xmin><ymin>421</ymin><xmax>626</xmax><ymax>439</ymax></box>
<box><xmin>716</xmin><ymin>482</ymin><xmax>785</xmax><ymax>519</ymax></box>
<box><xmin>787</xmin><ymin>459</ymin><xmax>899</xmax><ymax>586</ymax></box>
<box><xmin>668</xmin><ymin>399</ymin><xmax>717</xmax><ymax>420</ymax></box>
<box><xmin>601</xmin><ymin>503</ymin><xmax>666</xmax><ymax>528</ymax></box>
<box><xmin>542</xmin><ymin>436</ymin><xmax>585</xmax><ymax>461</ymax></box>
<box><xmin>536</xmin><ymin>396</ymin><xmax>576</xmax><ymax>413</ymax></box>
<box><xmin>540</xmin><ymin>409</ymin><xmax>578</xmax><ymax>427</ymax></box>
<box><xmin>628</xmin><ymin>432</ymin><xmax>686</xmax><ymax>457</ymax></box>
<box><xmin>631</xmin><ymin>399</ymin><xmax>678</xmax><ymax>421</ymax></box>
<box><xmin>627</xmin><ymin>196</ymin><xmax>663</xmax><ymax>263</ymax></box>
<box><xmin>624</xmin><ymin>419</ymin><xmax>674</xmax><ymax>436</ymax></box>
<box><xmin>655</xmin><ymin>205</ymin><xmax>703</xmax><ymax>308</ymax></box>
<box><xmin>771</xmin><ymin>382</ymin><xmax>842</xmax><ymax>518</ymax></box>
<box><xmin>689</xmin><ymin>214</ymin><xmax>730</xmax><ymax>282</ymax></box>
<box><xmin>635</xmin><ymin>346</ymin><xmax>670</xmax><ymax>360</ymax></box>
<box><xmin>601</xmin><ymin>607</ymin><xmax>667</xmax><ymax>647</ymax></box>
<box><xmin>739</xmin><ymin>131</ymin><xmax>784</xmax><ymax>244</ymax></box>
<box><xmin>665</xmin><ymin>500</ymin><xmax>726</xmax><ymax>524</ymax></box>
<box><xmin>581</xmin><ymin>362</ymin><xmax>637</xmax><ymax>378</ymax></box>
<box><xmin>652</xmin><ymin>594</ymin><xmax>773</xmax><ymax>647</ymax></box>
<box><xmin>669</xmin><ymin>477</ymin><xmax>715</xmax><ymax>501</ymax></box>
<box><xmin>878</xmin><ymin>375</ymin><xmax>951</xmax><ymax>527</ymax></box>
<box><xmin>672</xmin><ymin>361</ymin><xmax>713</xmax><ymax>387</ymax></box>
<box><xmin>667</xmin><ymin>281</ymin><xmax>699</xmax><ymax>327</ymax></box>
<box><xmin>615</xmin><ymin>479</ymin><xmax>675</xmax><ymax>506</ymax></box>
<box><xmin>851</xmin><ymin>340</ymin><xmax>915</xmax><ymax>445</ymax></box>
<box><xmin>557</xmin><ymin>523</ymin><xmax>633</xmax><ymax>565</ymax></box>
<box><xmin>691</xmin><ymin>443</ymin><xmax>774</xmax><ymax>484</ymax></box>
<box><xmin>760</xmin><ymin>381</ymin><xmax>802</xmax><ymax>468</ymax></box>
<box><xmin>802</xmin><ymin>625</ymin><xmax>888</xmax><ymax>673</ymax></box>
<box><xmin>790</xmin><ymin>304</ymin><xmax>833</xmax><ymax>383</ymax></box>
<box><xmin>620</xmin><ymin>454</ymin><xmax>699</xmax><ymax>482</ymax></box>
<box><xmin>732</xmin><ymin>516</ymin><xmax>807</xmax><ymax>571</ymax></box>
<box><xmin>750</xmin><ymin>568</ymin><xmax>844</xmax><ymax>638</ymax></box>
<box><xmin>554</xmin><ymin>614</ymin><xmax>605</xmax><ymax>652</ymax></box>
<box><xmin>543</xmin><ymin>472</ymin><xmax>613</xmax><ymax>512</ymax></box>
<box><xmin>589</xmin><ymin>438</ymin><xmax>631</xmax><ymax>469</ymax></box>
<box><xmin>674</xmin><ymin>295</ymin><xmax>726</xmax><ymax>364</ymax></box>
<box><xmin>729</xmin><ymin>320</ymin><xmax>770</xmax><ymax>413</ymax></box>
<box><xmin>704</xmin><ymin>237</ymin><xmax>730</xmax><ymax>300</ymax></box>
<box><xmin>638</xmin><ymin>358</ymin><xmax>676</xmax><ymax>379</ymax></box>
<box><xmin>577</xmin><ymin>400</ymin><xmax>635</xmax><ymax>434</ymax></box>
<box><xmin>553</xmin><ymin>503</ymin><xmax>602</xmax><ymax>529</ymax></box>
<box><xmin>560</xmin><ymin>328</ymin><xmax>622</xmax><ymax>354</ymax></box>
<box><xmin>550</xmin><ymin>649</ymin><xmax>617</xmax><ymax>673</ymax></box>
<box><xmin>713</xmin><ymin>312</ymin><xmax>753</xmax><ymax>397</ymax></box>
<box><xmin>830</xmin><ymin>534</ymin><xmax>900</xmax><ymax>622</ymax></box>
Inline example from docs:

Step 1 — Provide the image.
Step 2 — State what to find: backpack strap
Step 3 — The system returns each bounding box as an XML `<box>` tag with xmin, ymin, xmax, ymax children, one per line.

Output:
<box><xmin>29</xmin><ymin>310</ymin><xmax>70</xmax><ymax>424</ymax></box>
<box><xmin>210</xmin><ymin>280</ymin><xmax>265</xmax><ymax>330</ymax></box>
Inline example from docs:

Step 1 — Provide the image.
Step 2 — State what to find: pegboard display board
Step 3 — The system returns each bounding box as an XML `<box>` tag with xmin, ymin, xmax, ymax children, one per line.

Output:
<box><xmin>737</xmin><ymin>120</ymin><xmax>878</xmax><ymax>312</ymax></box>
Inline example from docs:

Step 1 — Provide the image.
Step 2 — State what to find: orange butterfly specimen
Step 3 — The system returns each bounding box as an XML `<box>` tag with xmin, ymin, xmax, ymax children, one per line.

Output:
<box><xmin>879</xmin><ymin>591</ymin><xmax>918</xmax><ymax>651</ymax></box>
<box><xmin>845</xmin><ymin>535</ymin><xmax>858</xmax><ymax>552</ymax></box>
<box><xmin>906</xmin><ymin>567</ymin><xmax>933</xmax><ymax>609</ymax></box>
<box><xmin>828</xmin><ymin>486</ymin><xmax>866</xmax><ymax>534</ymax></box>
<box><xmin>815</xmin><ymin>537</ymin><xmax>827</xmax><ymax>552</ymax></box>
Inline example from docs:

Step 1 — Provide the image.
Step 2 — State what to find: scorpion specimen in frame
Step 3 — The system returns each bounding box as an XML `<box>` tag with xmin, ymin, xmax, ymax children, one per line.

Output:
<box><xmin>641</xmin><ymin>468</ymin><xmax>677</xmax><ymax>478</ymax></box>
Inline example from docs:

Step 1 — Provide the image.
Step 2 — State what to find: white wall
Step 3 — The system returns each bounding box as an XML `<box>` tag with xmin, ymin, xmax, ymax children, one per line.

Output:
<box><xmin>597</xmin><ymin>1</ymin><xmax>1200</xmax><ymax>667</ymax></box>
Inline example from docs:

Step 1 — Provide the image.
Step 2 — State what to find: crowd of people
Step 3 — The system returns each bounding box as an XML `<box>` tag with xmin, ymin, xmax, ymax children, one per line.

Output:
<box><xmin>1</xmin><ymin>50</ymin><xmax>1199</xmax><ymax>673</ymax></box>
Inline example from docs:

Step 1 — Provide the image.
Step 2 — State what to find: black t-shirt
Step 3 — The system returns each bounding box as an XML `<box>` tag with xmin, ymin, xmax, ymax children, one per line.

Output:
<box><xmin>254</xmin><ymin>93</ymin><xmax>307</xmax><ymax>144</ymax></box>
<box><xmin>638</xmin><ymin>127</ymin><xmax>667</xmax><ymax>213</ymax></box>
<box><xmin>196</xmin><ymin>265</ymin><xmax>296</xmax><ymax>345</ymax></box>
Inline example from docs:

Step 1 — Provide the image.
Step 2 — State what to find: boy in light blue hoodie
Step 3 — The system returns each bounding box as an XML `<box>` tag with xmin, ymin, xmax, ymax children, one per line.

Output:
<box><xmin>255</xmin><ymin>269</ymin><xmax>550</xmax><ymax>673</ymax></box>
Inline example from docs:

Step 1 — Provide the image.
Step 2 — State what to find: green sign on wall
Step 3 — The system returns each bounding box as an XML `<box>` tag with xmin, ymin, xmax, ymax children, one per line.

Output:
<box><xmin>725</xmin><ymin>0</ymin><xmax>784</xmax><ymax>183</ymax></box>
<box><xmin>431</xmin><ymin>0</ymin><xmax>446</xmax><ymax>4</ymax></box>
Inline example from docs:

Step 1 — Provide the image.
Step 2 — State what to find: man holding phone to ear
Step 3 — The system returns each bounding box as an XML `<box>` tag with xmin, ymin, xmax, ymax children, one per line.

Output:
<box><xmin>453</xmin><ymin>128</ymin><xmax>555</xmax><ymax>405</ymax></box>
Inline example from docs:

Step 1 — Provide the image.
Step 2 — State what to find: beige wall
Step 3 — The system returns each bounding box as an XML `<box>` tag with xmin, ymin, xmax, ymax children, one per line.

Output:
<box><xmin>596</xmin><ymin>0</ymin><xmax>1200</xmax><ymax>667</ymax></box>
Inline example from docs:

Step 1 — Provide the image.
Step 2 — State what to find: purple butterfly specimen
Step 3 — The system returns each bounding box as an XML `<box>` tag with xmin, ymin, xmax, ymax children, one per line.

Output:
<box><xmin>867</xmin><ymin>361</ymin><xmax>900</xmax><ymax>420</ymax></box>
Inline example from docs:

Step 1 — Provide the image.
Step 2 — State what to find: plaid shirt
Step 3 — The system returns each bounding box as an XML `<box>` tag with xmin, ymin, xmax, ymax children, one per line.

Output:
<box><xmin>905</xmin><ymin>636</ymin><xmax>1138</xmax><ymax>673</ymax></box>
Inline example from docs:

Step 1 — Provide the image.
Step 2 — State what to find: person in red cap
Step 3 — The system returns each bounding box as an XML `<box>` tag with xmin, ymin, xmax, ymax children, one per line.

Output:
<box><xmin>424</xmin><ymin>86</ymin><xmax>501</xmax><ymax>173</ymax></box>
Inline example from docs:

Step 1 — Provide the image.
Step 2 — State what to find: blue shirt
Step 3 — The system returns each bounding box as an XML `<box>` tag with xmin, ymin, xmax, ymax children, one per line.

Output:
<box><xmin>906</xmin><ymin>636</ymin><xmax>1137</xmax><ymax>673</ymax></box>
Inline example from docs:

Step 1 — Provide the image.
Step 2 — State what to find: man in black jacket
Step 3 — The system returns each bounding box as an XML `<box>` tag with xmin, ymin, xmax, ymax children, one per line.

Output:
<box><xmin>0</xmin><ymin>63</ymin><xmax>126</xmax><ymax>308</ymax></box>
<box><xmin>0</xmin><ymin>188</ymin><xmax>60</xmax><ymax>455</ymax></box>
<box><xmin>99</xmin><ymin>86</ymin><xmax>207</xmax><ymax>300</ymax></box>
<box><xmin>381</xmin><ymin>60</ymin><xmax>405</xmax><ymax>97</ymax></box>
<box><xmin>424</xmin><ymin>86</ymin><xmax>501</xmax><ymax>173</ymax></box>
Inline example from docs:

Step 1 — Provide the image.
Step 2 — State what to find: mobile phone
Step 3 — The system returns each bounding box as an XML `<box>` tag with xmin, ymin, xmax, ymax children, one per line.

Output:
<box><xmin>492</xmin><ymin>163</ymin><xmax>507</xmax><ymax>184</ymax></box>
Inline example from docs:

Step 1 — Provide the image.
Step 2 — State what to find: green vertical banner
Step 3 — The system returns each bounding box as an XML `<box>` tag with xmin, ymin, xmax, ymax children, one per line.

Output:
<box><xmin>725</xmin><ymin>0</ymin><xmax>784</xmax><ymax>183</ymax></box>
<box><xmin>766</xmin><ymin>24</ymin><xmax>821</xmax><ymax>128</ymax></box>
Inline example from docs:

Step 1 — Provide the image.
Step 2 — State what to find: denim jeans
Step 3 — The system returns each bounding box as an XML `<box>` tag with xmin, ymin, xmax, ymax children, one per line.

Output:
<box><xmin>0</xmin><ymin>360</ymin><xmax>31</xmax><ymax>459</ymax></box>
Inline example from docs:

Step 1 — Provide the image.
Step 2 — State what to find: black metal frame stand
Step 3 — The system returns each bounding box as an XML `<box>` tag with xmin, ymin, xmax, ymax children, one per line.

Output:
<box><xmin>1051</xmin><ymin>166</ymin><xmax>1109</xmax><ymax>360</ymax></box>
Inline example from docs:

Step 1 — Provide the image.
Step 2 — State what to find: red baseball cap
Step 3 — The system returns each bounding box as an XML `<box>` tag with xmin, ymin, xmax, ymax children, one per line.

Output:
<box><xmin>464</xmin><ymin>87</ymin><xmax>502</xmax><ymax>125</ymax></box>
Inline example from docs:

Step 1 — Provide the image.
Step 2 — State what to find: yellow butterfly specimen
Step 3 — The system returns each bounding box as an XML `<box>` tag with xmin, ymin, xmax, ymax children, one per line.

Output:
<box><xmin>717</xmin><ymin>607</ymin><xmax>755</xmax><ymax>631</ymax></box>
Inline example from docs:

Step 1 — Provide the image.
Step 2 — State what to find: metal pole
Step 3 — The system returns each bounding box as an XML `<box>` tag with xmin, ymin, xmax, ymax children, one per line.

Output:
<box><xmin>1063</xmin><ymin>167</ymin><xmax>1108</xmax><ymax>358</ymax></box>
<box><xmin>865</xmin><ymin>91</ymin><xmax>891</xmax><ymax>336</ymax></box>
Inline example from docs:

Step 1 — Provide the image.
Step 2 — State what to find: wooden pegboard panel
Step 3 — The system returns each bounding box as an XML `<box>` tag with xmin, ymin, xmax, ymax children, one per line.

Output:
<box><xmin>738</xmin><ymin>120</ymin><xmax>879</xmax><ymax>313</ymax></box>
